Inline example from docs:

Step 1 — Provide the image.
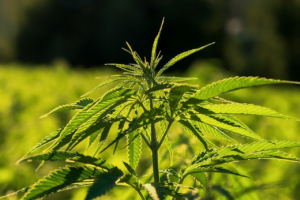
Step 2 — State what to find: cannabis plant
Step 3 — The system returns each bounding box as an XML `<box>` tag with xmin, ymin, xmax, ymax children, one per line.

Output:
<box><xmin>2</xmin><ymin>19</ymin><xmax>300</xmax><ymax>200</ymax></box>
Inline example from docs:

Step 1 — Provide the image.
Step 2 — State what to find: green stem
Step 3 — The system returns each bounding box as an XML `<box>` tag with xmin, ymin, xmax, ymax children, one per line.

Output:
<box><xmin>140</xmin><ymin>132</ymin><xmax>151</xmax><ymax>148</ymax></box>
<box><xmin>157</xmin><ymin>121</ymin><xmax>173</xmax><ymax>149</ymax></box>
<box><xmin>150</xmin><ymin>98</ymin><xmax>160</xmax><ymax>184</ymax></box>
<box><xmin>129</xmin><ymin>184</ymin><xmax>146</xmax><ymax>200</ymax></box>
<box><xmin>172</xmin><ymin>176</ymin><xmax>185</xmax><ymax>200</ymax></box>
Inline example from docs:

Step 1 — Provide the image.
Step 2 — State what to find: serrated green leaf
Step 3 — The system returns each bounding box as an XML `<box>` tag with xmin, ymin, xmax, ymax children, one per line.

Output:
<box><xmin>184</xmin><ymin>167</ymin><xmax>249</xmax><ymax>179</ymax></box>
<box><xmin>49</xmin><ymin>131</ymin><xmax>75</xmax><ymax>151</ymax></box>
<box><xmin>22</xmin><ymin>166</ymin><xmax>104</xmax><ymax>200</ymax></box>
<box><xmin>169</xmin><ymin>84</ymin><xmax>198</xmax><ymax>116</ymax></box>
<box><xmin>81</xmin><ymin>76</ymin><xmax>137</xmax><ymax>97</ymax></box>
<box><xmin>0</xmin><ymin>187</ymin><xmax>30</xmax><ymax>199</ymax></box>
<box><xmin>87</xmin><ymin>127</ymin><xmax>103</xmax><ymax>151</ymax></box>
<box><xmin>217</xmin><ymin>114</ymin><xmax>254</xmax><ymax>133</ymax></box>
<box><xmin>151</xmin><ymin>18</ymin><xmax>164</xmax><ymax>69</ymax></box>
<box><xmin>154</xmin><ymin>55</ymin><xmax>163</xmax><ymax>69</ymax></box>
<box><xmin>93</xmin><ymin>123</ymin><xmax>113</xmax><ymax>156</ymax></box>
<box><xmin>193</xmin><ymin>121</ymin><xmax>238</xmax><ymax>144</ymax></box>
<box><xmin>195</xmin><ymin>76</ymin><xmax>299</xmax><ymax>100</ymax></box>
<box><xmin>145</xmin><ymin>83</ymin><xmax>175</xmax><ymax>95</ymax></box>
<box><xmin>127</xmin><ymin>131</ymin><xmax>142</xmax><ymax>170</ymax></box>
<box><xmin>24</xmin><ymin>128</ymin><xmax>62</xmax><ymax>156</ymax></box>
<box><xmin>125</xmin><ymin>42</ymin><xmax>156</xmax><ymax>83</ymax></box>
<box><xmin>100</xmin><ymin>109</ymin><xmax>165</xmax><ymax>153</ymax></box>
<box><xmin>190</xmin><ymin>113</ymin><xmax>262</xmax><ymax>140</ymax></box>
<box><xmin>157</xmin><ymin>76</ymin><xmax>198</xmax><ymax>83</ymax></box>
<box><xmin>51</xmin><ymin>87</ymin><xmax>135</xmax><ymax>150</ymax></box>
<box><xmin>40</xmin><ymin>98</ymin><xmax>94</xmax><ymax>118</ymax></box>
<box><xmin>199</xmin><ymin>103</ymin><xmax>298</xmax><ymax>120</ymax></box>
<box><xmin>156</xmin><ymin>42</ymin><xmax>214</xmax><ymax>77</ymax></box>
<box><xmin>68</xmin><ymin>101</ymin><xmax>133</xmax><ymax>150</ymax></box>
<box><xmin>178</xmin><ymin>119</ymin><xmax>217</xmax><ymax>149</ymax></box>
<box><xmin>69</xmin><ymin>118</ymin><xmax>111</xmax><ymax>151</ymax></box>
<box><xmin>188</xmin><ymin>141</ymin><xmax>300</xmax><ymax>169</ymax></box>
<box><xmin>18</xmin><ymin>151</ymin><xmax>118</xmax><ymax>172</ymax></box>
<box><xmin>85</xmin><ymin>173</ymin><xmax>121</xmax><ymax>200</ymax></box>
<box><xmin>105</xmin><ymin>63</ymin><xmax>142</xmax><ymax>74</ymax></box>
<box><xmin>217</xmin><ymin>140</ymin><xmax>300</xmax><ymax>155</ymax></box>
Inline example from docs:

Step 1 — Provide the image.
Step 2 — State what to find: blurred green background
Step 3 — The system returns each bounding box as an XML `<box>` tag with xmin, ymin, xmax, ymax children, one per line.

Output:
<box><xmin>1</xmin><ymin>0</ymin><xmax>300</xmax><ymax>199</ymax></box>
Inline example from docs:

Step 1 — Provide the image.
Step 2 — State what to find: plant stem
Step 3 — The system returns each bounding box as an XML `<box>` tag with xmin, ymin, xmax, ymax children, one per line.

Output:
<box><xmin>150</xmin><ymin>98</ymin><xmax>160</xmax><ymax>184</ymax></box>
<box><xmin>130</xmin><ymin>184</ymin><xmax>146</xmax><ymax>200</ymax></box>
<box><xmin>172</xmin><ymin>176</ymin><xmax>185</xmax><ymax>200</ymax></box>
<box><xmin>157</xmin><ymin>121</ymin><xmax>173</xmax><ymax>149</ymax></box>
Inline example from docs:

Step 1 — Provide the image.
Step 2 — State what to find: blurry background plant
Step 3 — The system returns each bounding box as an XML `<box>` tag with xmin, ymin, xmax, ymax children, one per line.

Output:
<box><xmin>0</xmin><ymin>0</ymin><xmax>300</xmax><ymax>199</ymax></box>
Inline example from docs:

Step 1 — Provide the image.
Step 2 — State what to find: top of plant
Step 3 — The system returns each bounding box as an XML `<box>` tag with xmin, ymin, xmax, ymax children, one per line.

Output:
<box><xmin>3</xmin><ymin>18</ymin><xmax>300</xmax><ymax>200</ymax></box>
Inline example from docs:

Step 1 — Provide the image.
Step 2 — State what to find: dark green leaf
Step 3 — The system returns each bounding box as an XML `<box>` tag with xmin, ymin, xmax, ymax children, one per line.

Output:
<box><xmin>22</xmin><ymin>166</ymin><xmax>104</xmax><ymax>200</ymax></box>
<box><xmin>18</xmin><ymin>151</ymin><xmax>118</xmax><ymax>172</ymax></box>
<box><xmin>127</xmin><ymin>131</ymin><xmax>142</xmax><ymax>170</ymax></box>
<box><xmin>123</xmin><ymin>161</ymin><xmax>136</xmax><ymax>176</ymax></box>
<box><xmin>85</xmin><ymin>173</ymin><xmax>121</xmax><ymax>200</ymax></box>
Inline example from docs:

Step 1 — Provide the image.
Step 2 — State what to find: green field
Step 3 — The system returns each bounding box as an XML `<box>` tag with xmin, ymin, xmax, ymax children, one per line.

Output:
<box><xmin>1</xmin><ymin>61</ymin><xmax>300</xmax><ymax>199</ymax></box>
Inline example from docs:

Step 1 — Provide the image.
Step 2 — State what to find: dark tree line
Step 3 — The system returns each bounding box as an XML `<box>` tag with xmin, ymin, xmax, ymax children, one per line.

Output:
<box><xmin>0</xmin><ymin>0</ymin><xmax>299</xmax><ymax>80</ymax></box>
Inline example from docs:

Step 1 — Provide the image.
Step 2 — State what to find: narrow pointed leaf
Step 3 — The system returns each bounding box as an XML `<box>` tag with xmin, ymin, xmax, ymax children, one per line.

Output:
<box><xmin>169</xmin><ymin>84</ymin><xmax>198</xmax><ymax>115</ymax></box>
<box><xmin>189</xmin><ymin>141</ymin><xmax>300</xmax><ymax>169</ymax></box>
<box><xmin>195</xmin><ymin>76</ymin><xmax>299</xmax><ymax>100</ymax></box>
<box><xmin>93</xmin><ymin>123</ymin><xmax>112</xmax><ymax>156</ymax></box>
<box><xmin>151</xmin><ymin>18</ymin><xmax>164</xmax><ymax>69</ymax></box>
<box><xmin>100</xmin><ymin>108</ymin><xmax>165</xmax><ymax>153</ymax></box>
<box><xmin>157</xmin><ymin>42</ymin><xmax>214</xmax><ymax>77</ymax></box>
<box><xmin>105</xmin><ymin>63</ymin><xmax>142</xmax><ymax>74</ymax></box>
<box><xmin>190</xmin><ymin>113</ymin><xmax>262</xmax><ymax>140</ymax></box>
<box><xmin>18</xmin><ymin>151</ymin><xmax>117</xmax><ymax>171</ymax></box>
<box><xmin>123</xmin><ymin>161</ymin><xmax>137</xmax><ymax>176</ymax></box>
<box><xmin>0</xmin><ymin>187</ymin><xmax>30</xmax><ymax>199</ymax></box>
<box><xmin>193</xmin><ymin>121</ymin><xmax>238</xmax><ymax>144</ymax></box>
<box><xmin>200</xmin><ymin>103</ymin><xmax>298</xmax><ymax>120</ymax></box>
<box><xmin>178</xmin><ymin>119</ymin><xmax>218</xmax><ymax>149</ymax></box>
<box><xmin>22</xmin><ymin>166</ymin><xmax>104</xmax><ymax>200</ymax></box>
<box><xmin>24</xmin><ymin>128</ymin><xmax>62</xmax><ymax>156</ymax></box>
<box><xmin>49</xmin><ymin>131</ymin><xmax>75</xmax><ymax>151</ymax></box>
<box><xmin>127</xmin><ymin>131</ymin><xmax>142</xmax><ymax>170</ymax></box>
<box><xmin>40</xmin><ymin>98</ymin><xmax>94</xmax><ymax>118</ymax></box>
<box><xmin>157</xmin><ymin>76</ymin><xmax>198</xmax><ymax>83</ymax></box>
<box><xmin>184</xmin><ymin>167</ymin><xmax>249</xmax><ymax>178</ymax></box>
<box><xmin>218</xmin><ymin>140</ymin><xmax>300</xmax><ymax>155</ymax></box>
<box><xmin>145</xmin><ymin>83</ymin><xmax>174</xmax><ymax>95</ymax></box>
<box><xmin>87</xmin><ymin>128</ymin><xmax>103</xmax><ymax>151</ymax></box>
<box><xmin>81</xmin><ymin>76</ymin><xmax>137</xmax><ymax>97</ymax></box>
<box><xmin>51</xmin><ymin>87</ymin><xmax>134</xmax><ymax>149</ymax></box>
